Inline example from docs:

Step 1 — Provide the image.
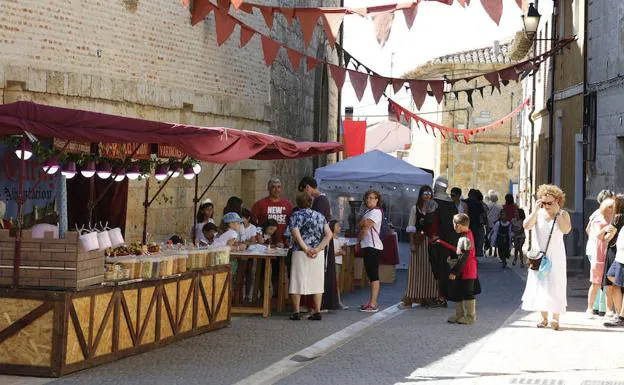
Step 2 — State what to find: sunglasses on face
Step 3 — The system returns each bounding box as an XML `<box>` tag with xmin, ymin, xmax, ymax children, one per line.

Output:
<box><xmin>423</xmin><ymin>191</ymin><xmax>433</xmax><ymax>197</ymax></box>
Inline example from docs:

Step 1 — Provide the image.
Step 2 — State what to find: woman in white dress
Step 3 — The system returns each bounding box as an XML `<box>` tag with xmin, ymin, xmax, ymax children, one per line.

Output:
<box><xmin>522</xmin><ymin>184</ymin><xmax>572</xmax><ymax>330</ymax></box>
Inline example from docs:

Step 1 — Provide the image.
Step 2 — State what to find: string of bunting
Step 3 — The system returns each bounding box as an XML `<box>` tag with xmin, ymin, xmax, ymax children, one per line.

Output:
<box><xmin>209</xmin><ymin>0</ymin><xmax>523</xmax><ymax>26</ymax></box>
<box><xmin>389</xmin><ymin>97</ymin><xmax>531</xmax><ymax>143</ymax></box>
<box><xmin>190</xmin><ymin>3</ymin><xmax>574</xmax><ymax>111</ymax></box>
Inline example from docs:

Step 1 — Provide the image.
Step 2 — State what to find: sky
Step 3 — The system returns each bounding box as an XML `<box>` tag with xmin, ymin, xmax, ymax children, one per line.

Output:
<box><xmin>342</xmin><ymin>0</ymin><xmax>525</xmax><ymax>122</ymax></box>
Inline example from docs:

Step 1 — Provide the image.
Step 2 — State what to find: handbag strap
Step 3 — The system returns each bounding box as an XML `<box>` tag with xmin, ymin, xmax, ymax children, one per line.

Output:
<box><xmin>542</xmin><ymin>213</ymin><xmax>559</xmax><ymax>254</ymax></box>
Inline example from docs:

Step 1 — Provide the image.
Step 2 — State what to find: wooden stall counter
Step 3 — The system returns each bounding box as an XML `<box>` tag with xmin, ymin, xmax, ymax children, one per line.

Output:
<box><xmin>0</xmin><ymin>265</ymin><xmax>231</xmax><ymax>377</ymax></box>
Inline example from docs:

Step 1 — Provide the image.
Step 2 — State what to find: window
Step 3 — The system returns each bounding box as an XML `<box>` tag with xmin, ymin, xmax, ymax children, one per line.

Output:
<box><xmin>584</xmin><ymin>91</ymin><xmax>597</xmax><ymax>162</ymax></box>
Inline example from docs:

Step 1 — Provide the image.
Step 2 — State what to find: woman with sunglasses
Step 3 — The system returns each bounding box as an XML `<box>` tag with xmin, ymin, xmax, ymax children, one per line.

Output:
<box><xmin>401</xmin><ymin>186</ymin><xmax>439</xmax><ymax>308</ymax></box>
<box><xmin>358</xmin><ymin>190</ymin><xmax>384</xmax><ymax>313</ymax></box>
<box><xmin>521</xmin><ymin>184</ymin><xmax>571</xmax><ymax>330</ymax></box>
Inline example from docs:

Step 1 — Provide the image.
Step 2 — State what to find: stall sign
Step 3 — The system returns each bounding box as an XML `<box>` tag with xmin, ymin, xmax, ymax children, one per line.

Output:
<box><xmin>0</xmin><ymin>145</ymin><xmax>61</xmax><ymax>227</ymax></box>
<box><xmin>98</xmin><ymin>143</ymin><xmax>151</xmax><ymax>160</ymax></box>
<box><xmin>157</xmin><ymin>145</ymin><xmax>184</xmax><ymax>159</ymax></box>
<box><xmin>53</xmin><ymin>138</ymin><xmax>91</xmax><ymax>154</ymax></box>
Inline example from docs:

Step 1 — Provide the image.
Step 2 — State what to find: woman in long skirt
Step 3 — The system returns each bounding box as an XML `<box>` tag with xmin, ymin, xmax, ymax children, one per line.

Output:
<box><xmin>522</xmin><ymin>184</ymin><xmax>572</xmax><ymax>330</ymax></box>
<box><xmin>400</xmin><ymin>185</ymin><xmax>439</xmax><ymax>308</ymax></box>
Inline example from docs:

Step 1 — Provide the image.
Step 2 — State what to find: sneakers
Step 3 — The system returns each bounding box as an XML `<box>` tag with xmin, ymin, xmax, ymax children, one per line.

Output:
<box><xmin>289</xmin><ymin>312</ymin><xmax>302</xmax><ymax>321</ymax></box>
<box><xmin>604</xmin><ymin>317</ymin><xmax>624</xmax><ymax>327</ymax></box>
<box><xmin>308</xmin><ymin>312</ymin><xmax>322</xmax><ymax>321</ymax></box>
<box><xmin>359</xmin><ymin>304</ymin><xmax>380</xmax><ymax>313</ymax></box>
<box><xmin>585</xmin><ymin>309</ymin><xmax>595</xmax><ymax>319</ymax></box>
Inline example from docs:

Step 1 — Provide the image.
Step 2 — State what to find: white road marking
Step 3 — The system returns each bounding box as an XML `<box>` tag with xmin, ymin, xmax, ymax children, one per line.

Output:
<box><xmin>232</xmin><ymin>303</ymin><xmax>406</xmax><ymax>385</ymax></box>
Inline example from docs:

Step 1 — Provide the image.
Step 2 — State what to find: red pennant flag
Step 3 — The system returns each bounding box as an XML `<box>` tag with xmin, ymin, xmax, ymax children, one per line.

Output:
<box><xmin>323</xmin><ymin>11</ymin><xmax>346</xmax><ymax>48</ymax></box>
<box><xmin>481</xmin><ymin>0</ymin><xmax>503</xmax><ymax>25</ymax></box>
<box><xmin>515</xmin><ymin>0</ymin><xmax>522</xmax><ymax>7</ymax></box>
<box><xmin>484</xmin><ymin>72</ymin><xmax>500</xmax><ymax>89</ymax></box>
<box><xmin>240</xmin><ymin>26</ymin><xmax>255</xmax><ymax>48</ymax></box>
<box><xmin>306</xmin><ymin>56</ymin><xmax>322</xmax><ymax>73</ymax></box>
<box><xmin>349</xmin><ymin>70</ymin><xmax>369</xmax><ymax>102</ymax></box>
<box><xmin>403</xmin><ymin>4</ymin><xmax>419</xmax><ymax>29</ymax></box>
<box><xmin>261</xmin><ymin>35</ymin><xmax>281</xmax><ymax>66</ymax></box>
<box><xmin>259</xmin><ymin>6</ymin><xmax>274</xmax><ymax>29</ymax></box>
<box><xmin>457</xmin><ymin>0</ymin><xmax>467</xmax><ymax>7</ymax></box>
<box><xmin>239</xmin><ymin>3</ymin><xmax>253</xmax><ymax>13</ymax></box>
<box><xmin>370</xmin><ymin>76</ymin><xmax>390</xmax><ymax>104</ymax></box>
<box><xmin>191</xmin><ymin>0</ymin><xmax>213</xmax><ymax>25</ymax></box>
<box><xmin>329</xmin><ymin>65</ymin><xmax>347</xmax><ymax>90</ymax></box>
<box><xmin>214</xmin><ymin>10</ymin><xmax>237</xmax><ymax>46</ymax></box>
<box><xmin>230</xmin><ymin>0</ymin><xmax>245</xmax><ymax>9</ymax></box>
<box><xmin>392</xmin><ymin>80</ymin><xmax>404</xmax><ymax>94</ymax></box>
<box><xmin>428</xmin><ymin>81</ymin><xmax>445</xmax><ymax>104</ymax></box>
<box><xmin>499</xmin><ymin>67</ymin><xmax>519</xmax><ymax>82</ymax></box>
<box><xmin>409</xmin><ymin>80</ymin><xmax>428</xmax><ymax>110</ymax></box>
<box><xmin>281</xmin><ymin>7</ymin><xmax>295</xmax><ymax>26</ymax></box>
<box><xmin>286</xmin><ymin>48</ymin><xmax>303</xmax><ymax>72</ymax></box>
<box><xmin>297</xmin><ymin>10</ymin><xmax>321</xmax><ymax>49</ymax></box>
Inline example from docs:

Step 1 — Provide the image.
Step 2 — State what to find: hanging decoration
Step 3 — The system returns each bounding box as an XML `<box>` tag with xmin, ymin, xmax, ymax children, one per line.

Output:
<box><xmin>190</xmin><ymin>0</ymin><xmax>520</xmax><ymax>44</ymax></box>
<box><xmin>389</xmin><ymin>97</ymin><xmax>530</xmax><ymax>143</ymax></box>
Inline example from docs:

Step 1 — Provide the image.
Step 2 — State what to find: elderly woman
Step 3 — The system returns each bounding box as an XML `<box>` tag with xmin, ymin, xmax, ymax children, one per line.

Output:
<box><xmin>288</xmin><ymin>192</ymin><xmax>333</xmax><ymax>321</ymax></box>
<box><xmin>522</xmin><ymin>184</ymin><xmax>572</xmax><ymax>330</ymax></box>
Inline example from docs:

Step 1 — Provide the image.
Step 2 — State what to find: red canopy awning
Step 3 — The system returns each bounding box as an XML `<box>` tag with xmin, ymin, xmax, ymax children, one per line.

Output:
<box><xmin>0</xmin><ymin>102</ymin><xmax>343</xmax><ymax>163</ymax></box>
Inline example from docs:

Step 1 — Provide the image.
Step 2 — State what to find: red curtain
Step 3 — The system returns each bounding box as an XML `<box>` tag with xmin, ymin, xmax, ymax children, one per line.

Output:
<box><xmin>343</xmin><ymin>119</ymin><xmax>366</xmax><ymax>158</ymax></box>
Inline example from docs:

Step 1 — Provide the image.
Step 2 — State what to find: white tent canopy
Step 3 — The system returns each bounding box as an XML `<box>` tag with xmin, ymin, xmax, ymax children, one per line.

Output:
<box><xmin>314</xmin><ymin>150</ymin><xmax>433</xmax><ymax>234</ymax></box>
<box><xmin>315</xmin><ymin>150</ymin><xmax>431</xmax><ymax>186</ymax></box>
<box><xmin>364</xmin><ymin>119</ymin><xmax>411</xmax><ymax>153</ymax></box>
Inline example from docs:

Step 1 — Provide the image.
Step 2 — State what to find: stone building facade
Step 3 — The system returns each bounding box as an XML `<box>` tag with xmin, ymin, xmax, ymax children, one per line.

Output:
<box><xmin>0</xmin><ymin>0</ymin><xmax>339</xmax><ymax>242</ymax></box>
<box><xmin>406</xmin><ymin>41</ymin><xmax>522</xmax><ymax>198</ymax></box>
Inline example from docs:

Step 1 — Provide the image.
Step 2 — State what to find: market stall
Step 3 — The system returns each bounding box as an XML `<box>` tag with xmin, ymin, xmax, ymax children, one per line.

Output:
<box><xmin>315</xmin><ymin>150</ymin><xmax>432</xmax><ymax>283</ymax></box>
<box><xmin>0</xmin><ymin>101</ymin><xmax>342</xmax><ymax>377</ymax></box>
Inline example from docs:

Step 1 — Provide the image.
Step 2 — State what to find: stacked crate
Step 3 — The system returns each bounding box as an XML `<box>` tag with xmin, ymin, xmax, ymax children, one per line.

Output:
<box><xmin>0</xmin><ymin>229</ymin><xmax>104</xmax><ymax>289</ymax></box>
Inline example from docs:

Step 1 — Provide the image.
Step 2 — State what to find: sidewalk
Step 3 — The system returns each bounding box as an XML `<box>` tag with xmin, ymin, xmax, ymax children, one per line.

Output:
<box><xmin>400</xmin><ymin>262</ymin><xmax>624</xmax><ymax>385</ymax></box>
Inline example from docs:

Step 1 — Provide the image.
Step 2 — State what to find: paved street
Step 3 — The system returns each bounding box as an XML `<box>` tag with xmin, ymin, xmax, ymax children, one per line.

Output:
<box><xmin>2</xmin><ymin>257</ymin><xmax>623</xmax><ymax>385</ymax></box>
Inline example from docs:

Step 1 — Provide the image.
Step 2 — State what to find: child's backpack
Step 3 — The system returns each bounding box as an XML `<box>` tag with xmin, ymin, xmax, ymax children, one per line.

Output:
<box><xmin>496</xmin><ymin>222</ymin><xmax>510</xmax><ymax>250</ymax></box>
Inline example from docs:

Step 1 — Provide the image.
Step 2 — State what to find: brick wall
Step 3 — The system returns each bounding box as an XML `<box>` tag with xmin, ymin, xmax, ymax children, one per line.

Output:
<box><xmin>0</xmin><ymin>0</ymin><xmax>340</xmax><ymax>243</ymax></box>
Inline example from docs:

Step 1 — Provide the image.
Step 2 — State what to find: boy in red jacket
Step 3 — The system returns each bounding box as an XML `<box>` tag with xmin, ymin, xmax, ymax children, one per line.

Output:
<box><xmin>445</xmin><ymin>213</ymin><xmax>479</xmax><ymax>325</ymax></box>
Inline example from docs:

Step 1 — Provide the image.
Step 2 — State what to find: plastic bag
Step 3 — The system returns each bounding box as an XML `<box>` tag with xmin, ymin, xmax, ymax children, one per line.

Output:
<box><xmin>538</xmin><ymin>255</ymin><xmax>552</xmax><ymax>280</ymax></box>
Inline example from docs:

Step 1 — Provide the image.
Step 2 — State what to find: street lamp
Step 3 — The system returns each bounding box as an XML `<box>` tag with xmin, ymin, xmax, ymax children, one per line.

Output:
<box><xmin>522</xmin><ymin>2</ymin><xmax>541</xmax><ymax>39</ymax></box>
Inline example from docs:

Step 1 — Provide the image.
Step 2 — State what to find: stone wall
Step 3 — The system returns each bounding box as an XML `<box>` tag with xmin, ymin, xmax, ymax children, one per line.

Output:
<box><xmin>440</xmin><ymin>82</ymin><xmax>523</xmax><ymax>198</ymax></box>
<box><xmin>0</xmin><ymin>0</ymin><xmax>339</xmax><ymax>243</ymax></box>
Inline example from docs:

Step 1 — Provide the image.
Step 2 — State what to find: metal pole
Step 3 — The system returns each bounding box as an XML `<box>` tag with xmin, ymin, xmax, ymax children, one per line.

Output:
<box><xmin>13</xmin><ymin>137</ymin><xmax>27</xmax><ymax>288</ymax></box>
<box><xmin>192</xmin><ymin>174</ymin><xmax>199</xmax><ymax>245</ymax></box>
<box><xmin>141</xmin><ymin>177</ymin><xmax>150</xmax><ymax>244</ymax></box>
<box><xmin>196</xmin><ymin>164</ymin><xmax>227</xmax><ymax>203</ymax></box>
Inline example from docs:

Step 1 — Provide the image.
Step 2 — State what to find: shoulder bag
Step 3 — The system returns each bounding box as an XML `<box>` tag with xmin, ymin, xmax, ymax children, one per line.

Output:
<box><xmin>527</xmin><ymin>214</ymin><xmax>558</xmax><ymax>271</ymax></box>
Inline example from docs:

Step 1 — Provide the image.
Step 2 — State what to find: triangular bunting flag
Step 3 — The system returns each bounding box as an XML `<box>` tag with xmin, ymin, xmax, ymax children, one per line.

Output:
<box><xmin>329</xmin><ymin>64</ymin><xmax>347</xmax><ymax>91</ymax></box>
<box><xmin>501</xmin><ymin>79</ymin><xmax>510</xmax><ymax>86</ymax></box>
<box><xmin>429</xmin><ymin>80</ymin><xmax>445</xmax><ymax>104</ymax></box>
<box><xmin>466</xmin><ymin>90</ymin><xmax>474</xmax><ymax>108</ymax></box>
<box><xmin>392</xmin><ymin>80</ymin><xmax>404</xmax><ymax>94</ymax></box>
<box><xmin>484</xmin><ymin>72</ymin><xmax>500</xmax><ymax>89</ymax></box>
<box><xmin>370</xmin><ymin>76</ymin><xmax>389</xmax><ymax>104</ymax></box>
<box><xmin>479</xmin><ymin>87</ymin><xmax>484</xmax><ymax>98</ymax></box>
<box><xmin>453</xmin><ymin>91</ymin><xmax>460</xmax><ymax>101</ymax></box>
<box><xmin>323</xmin><ymin>11</ymin><xmax>346</xmax><ymax>48</ymax></box>
<box><xmin>214</xmin><ymin>10</ymin><xmax>237</xmax><ymax>46</ymax></box>
<box><xmin>297</xmin><ymin>10</ymin><xmax>321</xmax><ymax>49</ymax></box>
<box><xmin>499</xmin><ymin>67</ymin><xmax>519</xmax><ymax>81</ymax></box>
<box><xmin>403</xmin><ymin>4</ymin><xmax>419</xmax><ymax>29</ymax></box>
<box><xmin>515</xmin><ymin>0</ymin><xmax>522</xmax><ymax>7</ymax></box>
<box><xmin>481</xmin><ymin>0</ymin><xmax>503</xmax><ymax>25</ymax></box>
<box><xmin>259</xmin><ymin>6</ymin><xmax>274</xmax><ymax>29</ymax></box>
<box><xmin>457</xmin><ymin>0</ymin><xmax>467</xmax><ymax>7</ymax></box>
<box><xmin>260</xmin><ymin>35</ymin><xmax>281</xmax><ymax>66</ymax></box>
<box><xmin>349</xmin><ymin>70</ymin><xmax>369</xmax><ymax>102</ymax></box>
<box><xmin>344</xmin><ymin>51</ymin><xmax>352</xmax><ymax>67</ymax></box>
<box><xmin>286</xmin><ymin>48</ymin><xmax>303</xmax><ymax>72</ymax></box>
<box><xmin>230</xmin><ymin>0</ymin><xmax>245</xmax><ymax>9</ymax></box>
<box><xmin>191</xmin><ymin>0</ymin><xmax>213</xmax><ymax>25</ymax></box>
<box><xmin>409</xmin><ymin>80</ymin><xmax>428</xmax><ymax>110</ymax></box>
<box><xmin>280</xmin><ymin>7</ymin><xmax>295</xmax><ymax>26</ymax></box>
<box><xmin>372</xmin><ymin>11</ymin><xmax>395</xmax><ymax>48</ymax></box>
<box><xmin>306</xmin><ymin>56</ymin><xmax>322</xmax><ymax>73</ymax></box>
<box><xmin>238</xmin><ymin>3</ymin><xmax>253</xmax><ymax>13</ymax></box>
<box><xmin>240</xmin><ymin>26</ymin><xmax>255</xmax><ymax>48</ymax></box>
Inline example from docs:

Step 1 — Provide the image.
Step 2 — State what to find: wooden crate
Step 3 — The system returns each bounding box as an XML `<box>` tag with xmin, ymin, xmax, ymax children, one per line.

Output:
<box><xmin>0</xmin><ymin>265</ymin><xmax>231</xmax><ymax>377</ymax></box>
<box><xmin>0</xmin><ymin>229</ymin><xmax>104</xmax><ymax>289</ymax></box>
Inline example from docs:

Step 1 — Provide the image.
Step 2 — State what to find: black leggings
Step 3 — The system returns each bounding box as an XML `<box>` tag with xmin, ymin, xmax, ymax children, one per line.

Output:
<box><xmin>363</xmin><ymin>247</ymin><xmax>382</xmax><ymax>282</ymax></box>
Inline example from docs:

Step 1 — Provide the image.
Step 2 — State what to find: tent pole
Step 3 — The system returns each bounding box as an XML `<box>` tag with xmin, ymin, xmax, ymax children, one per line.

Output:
<box><xmin>13</xmin><ymin>137</ymin><xmax>27</xmax><ymax>288</ymax></box>
<box><xmin>192</xmin><ymin>174</ymin><xmax>198</xmax><ymax>245</ymax></box>
<box><xmin>196</xmin><ymin>164</ymin><xmax>226</xmax><ymax>203</ymax></box>
<box><xmin>142</xmin><ymin>177</ymin><xmax>150</xmax><ymax>244</ymax></box>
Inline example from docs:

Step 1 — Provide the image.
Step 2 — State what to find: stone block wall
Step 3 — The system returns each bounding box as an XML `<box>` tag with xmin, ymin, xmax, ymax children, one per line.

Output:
<box><xmin>0</xmin><ymin>0</ymin><xmax>340</xmax><ymax>243</ymax></box>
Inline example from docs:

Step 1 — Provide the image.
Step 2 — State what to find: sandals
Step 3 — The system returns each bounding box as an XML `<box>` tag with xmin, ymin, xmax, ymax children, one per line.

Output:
<box><xmin>550</xmin><ymin>320</ymin><xmax>560</xmax><ymax>331</ymax></box>
<box><xmin>308</xmin><ymin>312</ymin><xmax>322</xmax><ymax>321</ymax></box>
<box><xmin>537</xmin><ymin>319</ymin><xmax>548</xmax><ymax>328</ymax></box>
